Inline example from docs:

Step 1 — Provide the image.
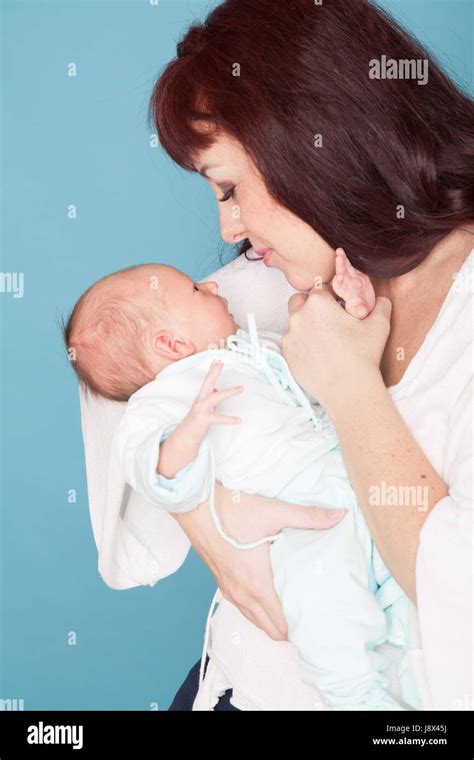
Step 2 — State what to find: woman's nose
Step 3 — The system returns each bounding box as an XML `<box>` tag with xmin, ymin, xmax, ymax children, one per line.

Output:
<box><xmin>219</xmin><ymin>204</ymin><xmax>247</xmax><ymax>245</ymax></box>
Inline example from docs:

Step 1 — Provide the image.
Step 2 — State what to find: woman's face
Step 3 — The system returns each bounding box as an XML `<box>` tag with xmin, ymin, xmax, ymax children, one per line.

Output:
<box><xmin>194</xmin><ymin>133</ymin><xmax>336</xmax><ymax>292</ymax></box>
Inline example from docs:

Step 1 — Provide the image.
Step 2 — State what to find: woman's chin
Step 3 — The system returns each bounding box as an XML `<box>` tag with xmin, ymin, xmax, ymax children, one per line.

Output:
<box><xmin>285</xmin><ymin>269</ymin><xmax>319</xmax><ymax>293</ymax></box>
<box><xmin>270</xmin><ymin>255</ymin><xmax>330</xmax><ymax>292</ymax></box>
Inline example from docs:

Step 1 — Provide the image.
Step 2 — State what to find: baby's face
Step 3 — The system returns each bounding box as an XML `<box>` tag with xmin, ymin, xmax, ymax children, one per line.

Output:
<box><xmin>155</xmin><ymin>265</ymin><xmax>239</xmax><ymax>351</ymax></box>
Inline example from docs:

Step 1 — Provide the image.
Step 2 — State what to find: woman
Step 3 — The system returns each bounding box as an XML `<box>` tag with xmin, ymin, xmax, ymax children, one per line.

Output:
<box><xmin>147</xmin><ymin>0</ymin><xmax>473</xmax><ymax>710</ymax></box>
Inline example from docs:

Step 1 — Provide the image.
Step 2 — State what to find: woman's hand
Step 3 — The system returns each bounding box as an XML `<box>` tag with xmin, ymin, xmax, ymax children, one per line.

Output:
<box><xmin>172</xmin><ymin>485</ymin><xmax>347</xmax><ymax>641</ymax></box>
<box><xmin>282</xmin><ymin>279</ymin><xmax>392</xmax><ymax>413</ymax></box>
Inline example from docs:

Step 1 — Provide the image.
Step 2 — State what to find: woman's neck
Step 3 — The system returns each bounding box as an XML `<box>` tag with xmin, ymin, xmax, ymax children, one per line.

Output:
<box><xmin>371</xmin><ymin>224</ymin><xmax>474</xmax><ymax>302</ymax></box>
<box><xmin>373</xmin><ymin>224</ymin><xmax>473</xmax><ymax>388</ymax></box>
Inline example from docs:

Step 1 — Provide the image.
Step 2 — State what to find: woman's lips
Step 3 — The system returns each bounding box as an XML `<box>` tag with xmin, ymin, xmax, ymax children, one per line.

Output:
<box><xmin>256</xmin><ymin>248</ymin><xmax>273</xmax><ymax>266</ymax></box>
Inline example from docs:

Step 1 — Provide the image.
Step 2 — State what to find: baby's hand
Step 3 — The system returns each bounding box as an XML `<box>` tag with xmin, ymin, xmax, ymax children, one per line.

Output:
<box><xmin>185</xmin><ymin>361</ymin><xmax>243</xmax><ymax>442</ymax></box>
<box><xmin>331</xmin><ymin>247</ymin><xmax>376</xmax><ymax>319</ymax></box>
<box><xmin>156</xmin><ymin>361</ymin><xmax>242</xmax><ymax>479</ymax></box>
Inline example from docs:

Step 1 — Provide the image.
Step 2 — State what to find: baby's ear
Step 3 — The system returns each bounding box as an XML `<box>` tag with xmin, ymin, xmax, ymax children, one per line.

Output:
<box><xmin>152</xmin><ymin>330</ymin><xmax>195</xmax><ymax>361</ymax></box>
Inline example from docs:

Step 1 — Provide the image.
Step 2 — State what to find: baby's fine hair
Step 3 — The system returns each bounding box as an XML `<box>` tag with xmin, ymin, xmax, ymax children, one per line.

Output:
<box><xmin>62</xmin><ymin>265</ymin><xmax>161</xmax><ymax>402</ymax></box>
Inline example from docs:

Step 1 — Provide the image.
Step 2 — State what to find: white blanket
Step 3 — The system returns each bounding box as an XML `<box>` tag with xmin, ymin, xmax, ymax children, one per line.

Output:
<box><xmin>79</xmin><ymin>256</ymin><xmax>296</xmax><ymax>590</ymax></box>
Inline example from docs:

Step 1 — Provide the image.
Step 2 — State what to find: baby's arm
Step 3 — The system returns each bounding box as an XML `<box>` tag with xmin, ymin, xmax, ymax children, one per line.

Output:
<box><xmin>157</xmin><ymin>361</ymin><xmax>242</xmax><ymax>478</ymax></box>
<box><xmin>118</xmin><ymin>361</ymin><xmax>243</xmax><ymax>514</ymax></box>
<box><xmin>331</xmin><ymin>247</ymin><xmax>376</xmax><ymax>319</ymax></box>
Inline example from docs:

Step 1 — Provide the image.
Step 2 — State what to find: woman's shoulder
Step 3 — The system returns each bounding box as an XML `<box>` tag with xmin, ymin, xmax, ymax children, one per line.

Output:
<box><xmin>397</xmin><ymin>250</ymin><xmax>472</xmax><ymax>396</ymax></box>
<box><xmin>389</xmin><ymin>251</ymin><xmax>472</xmax><ymax>478</ymax></box>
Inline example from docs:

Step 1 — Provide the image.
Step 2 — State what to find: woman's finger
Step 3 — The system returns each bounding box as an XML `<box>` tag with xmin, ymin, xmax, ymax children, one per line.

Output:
<box><xmin>364</xmin><ymin>295</ymin><xmax>392</xmax><ymax>332</ymax></box>
<box><xmin>370</xmin><ymin>295</ymin><xmax>393</xmax><ymax>319</ymax></box>
<box><xmin>252</xmin><ymin>603</ymin><xmax>288</xmax><ymax>641</ymax></box>
<box><xmin>274</xmin><ymin>503</ymin><xmax>348</xmax><ymax>532</ymax></box>
<box><xmin>259</xmin><ymin>589</ymin><xmax>289</xmax><ymax>640</ymax></box>
<box><xmin>237</xmin><ymin>598</ymin><xmax>288</xmax><ymax>641</ymax></box>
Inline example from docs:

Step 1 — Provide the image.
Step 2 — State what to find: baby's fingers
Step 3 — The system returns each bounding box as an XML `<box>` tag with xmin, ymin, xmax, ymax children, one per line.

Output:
<box><xmin>198</xmin><ymin>361</ymin><xmax>224</xmax><ymax>400</ymax></box>
<box><xmin>345</xmin><ymin>298</ymin><xmax>370</xmax><ymax>319</ymax></box>
<box><xmin>209</xmin><ymin>386</ymin><xmax>244</xmax><ymax>407</ymax></box>
<box><xmin>334</xmin><ymin>248</ymin><xmax>347</xmax><ymax>277</ymax></box>
<box><xmin>211</xmin><ymin>414</ymin><xmax>242</xmax><ymax>426</ymax></box>
<box><xmin>335</xmin><ymin>247</ymin><xmax>356</xmax><ymax>277</ymax></box>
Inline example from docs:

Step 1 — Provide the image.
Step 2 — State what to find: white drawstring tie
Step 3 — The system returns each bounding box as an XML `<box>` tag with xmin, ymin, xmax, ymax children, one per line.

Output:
<box><xmin>197</xmin><ymin>313</ymin><xmax>331</xmax><ymax>699</ymax></box>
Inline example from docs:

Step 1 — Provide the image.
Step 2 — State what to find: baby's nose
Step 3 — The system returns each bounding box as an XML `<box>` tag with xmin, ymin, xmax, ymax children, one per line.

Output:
<box><xmin>204</xmin><ymin>281</ymin><xmax>219</xmax><ymax>295</ymax></box>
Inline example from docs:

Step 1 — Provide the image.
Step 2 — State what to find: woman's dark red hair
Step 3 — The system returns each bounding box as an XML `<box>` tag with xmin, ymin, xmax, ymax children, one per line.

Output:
<box><xmin>148</xmin><ymin>0</ymin><xmax>474</xmax><ymax>277</ymax></box>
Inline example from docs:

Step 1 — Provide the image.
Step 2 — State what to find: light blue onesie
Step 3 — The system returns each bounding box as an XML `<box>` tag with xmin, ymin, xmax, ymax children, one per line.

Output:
<box><xmin>118</xmin><ymin>316</ymin><xmax>422</xmax><ymax>711</ymax></box>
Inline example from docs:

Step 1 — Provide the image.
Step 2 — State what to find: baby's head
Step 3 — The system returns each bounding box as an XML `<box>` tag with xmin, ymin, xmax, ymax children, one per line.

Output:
<box><xmin>63</xmin><ymin>264</ymin><xmax>238</xmax><ymax>402</ymax></box>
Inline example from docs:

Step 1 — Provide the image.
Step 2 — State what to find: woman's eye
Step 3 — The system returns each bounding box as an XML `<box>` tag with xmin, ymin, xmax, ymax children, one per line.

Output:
<box><xmin>193</xmin><ymin>285</ymin><xmax>199</xmax><ymax>291</ymax></box>
<box><xmin>218</xmin><ymin>187</ymin><xmax>235</xmax><ymax>203</ymax></box>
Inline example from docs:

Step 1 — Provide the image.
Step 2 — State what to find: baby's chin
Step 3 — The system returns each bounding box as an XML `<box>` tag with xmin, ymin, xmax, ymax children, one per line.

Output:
<box><xmin>222</xmin><ymin>311</ymin><xmax>240</xmax><ymax>334</ymax></box>
<box><xmin>200</xmin><ymin>321</ymin><xmax>240</xmax><ymax>352</ymax></box>
<box><xmin>230</xmin><ymin>315</ymin><xmax>240</xmax><ymax>332</ymax></box>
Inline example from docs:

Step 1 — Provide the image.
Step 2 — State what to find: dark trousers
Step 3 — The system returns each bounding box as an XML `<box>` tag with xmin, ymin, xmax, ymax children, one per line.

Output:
<box><xmin>168</xmin><ymin>657</ymin><xmax>240</xmax><ymax>711</ymax></box>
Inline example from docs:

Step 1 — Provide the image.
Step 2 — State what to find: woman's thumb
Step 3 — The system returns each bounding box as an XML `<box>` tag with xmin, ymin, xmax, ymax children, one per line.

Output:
<box><xmin>372</xmin><ymin>295</ymin><xmax>392</xmax><ymax>319</ymax></box>
<box><xmin>285</xmin><ymin>505</ymin><xmax>348</xmax><ymax>531</ymax></box>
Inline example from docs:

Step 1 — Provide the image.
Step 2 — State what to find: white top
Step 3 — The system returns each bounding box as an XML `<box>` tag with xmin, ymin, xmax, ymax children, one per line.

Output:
<box><xmin>78</xmin><ymin>252</ymin><xmax>473</xmax><ymax>711</ymax></box>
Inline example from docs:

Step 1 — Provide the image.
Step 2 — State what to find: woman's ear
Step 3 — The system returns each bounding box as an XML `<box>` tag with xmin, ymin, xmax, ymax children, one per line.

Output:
<box><xmin>152</xmin><ymin>330</ymin><xmax>195</xmax><ymax>361</ymax></box>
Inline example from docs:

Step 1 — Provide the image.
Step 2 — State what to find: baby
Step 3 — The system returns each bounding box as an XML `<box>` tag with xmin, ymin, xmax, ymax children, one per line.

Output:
<box><xmin>65</xmin><ymin>250</ymin><xmax>420</xmax><ymax>711</ymax></box>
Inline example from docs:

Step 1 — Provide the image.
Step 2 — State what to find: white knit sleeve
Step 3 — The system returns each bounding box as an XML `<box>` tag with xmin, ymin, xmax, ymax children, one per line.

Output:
<box><xmin>416</xmin><ymin>378</ymin><xmax>473</xmax><ymax>710</ymax></box>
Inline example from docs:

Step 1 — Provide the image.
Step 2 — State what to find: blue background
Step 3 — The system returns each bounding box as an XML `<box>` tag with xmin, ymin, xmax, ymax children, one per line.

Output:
<box><xmin>1</xmin><ymin>0</ymin><xmax>472</xmax><ymax>710</ymax></box>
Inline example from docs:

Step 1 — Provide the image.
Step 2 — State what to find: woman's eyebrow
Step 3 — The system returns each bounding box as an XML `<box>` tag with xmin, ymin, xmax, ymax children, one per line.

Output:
<box><xmin>198</xmin><ymin>165</ymin><xmax>214</xmax><ymax>177</ymax></box>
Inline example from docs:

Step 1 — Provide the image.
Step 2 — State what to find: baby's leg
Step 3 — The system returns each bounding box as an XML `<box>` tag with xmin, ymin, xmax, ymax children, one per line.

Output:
<box><xmin>331</xmin><ymin>247</ymin><xmax>376</xmax><ymax>319</ymax></box>
<box><xmin>269</xmin><ymin>511</ymin><xmax>403</xmax><ymax>710</ymax></box>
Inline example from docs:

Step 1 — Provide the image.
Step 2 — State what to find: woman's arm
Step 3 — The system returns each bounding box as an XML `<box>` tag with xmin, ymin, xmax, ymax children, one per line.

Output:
<box><xmin>281</xmin><ymin>289</ymin><xmax>447</xmax><ymax>605</ymax></box>
<box><xmin>319</xmin><ymin>368</ymin><xmax>447</xmax><ymax>604</ymax></box>
<box><xmin>171</xmin><ymin>485</ymin><xmax>347</xmax><ymax>640</ymax></box>
<box><xmin>117</xmin><ymin>354</ymin><xmax>346</xmax><ymax>633</ymax></box>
